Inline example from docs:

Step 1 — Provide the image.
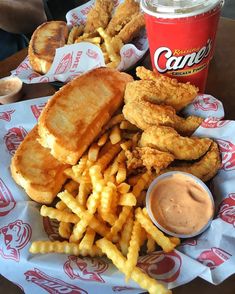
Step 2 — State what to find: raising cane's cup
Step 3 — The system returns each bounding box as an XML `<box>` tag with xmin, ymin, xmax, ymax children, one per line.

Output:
<box><xmin>141</xmin><ymin>0</ymin><xmax>224</xmax><ymax>92</ymax></box>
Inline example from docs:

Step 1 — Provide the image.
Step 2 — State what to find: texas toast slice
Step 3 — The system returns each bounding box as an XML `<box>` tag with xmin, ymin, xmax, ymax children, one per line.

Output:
<box><xmin>28</xmin><ymin>21</ymin><xmax>68</xmax><ymax>74</ymax></box>
<box><xmin>38</xmin><ymin>67</ymin><xmax>133</xmax><ymax>165</ymax></box>
<box><xmin>10</xmin><ymin>126</ymin><xmax>69</xmax><ymax>204</ymax></box>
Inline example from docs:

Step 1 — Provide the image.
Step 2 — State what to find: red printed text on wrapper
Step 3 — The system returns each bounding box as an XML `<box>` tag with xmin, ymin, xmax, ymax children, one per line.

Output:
<box><xmin>86</xmin><ymin>49</ymin><xmax>98</xmax><ymax>60</ymax></box>
<box><xmin>197</xmin><ymin>247</ymin><xmax>231</xmax><ymax>270</ymax></box>
<box><xmin>137</xmin><ymin>251</ymin><xmax>182</xmax><ymax>283</ymax></box>
<box><xmin>193</xmin><ymin>95</ymin><xmax>219</xmax><ymax>111</ymax></box>
<box><xmin>0</xmin><ymin>178</ymin><xmax>16</xmax><ymax>217</ymax></box>
<box><xmin>3</xmin><ymin>126</ymin><xmax>28</xmax><ymax>155</ymax></box>
<box><xmin>64</xmin><ymin>255</ymin><xmax>108</xmax><ymax>283</ymax></box>
<box><xmin>31</xmin><ymin>102</ymin><xmax>47</xmax><ymax>120</ymax></box>
<box><xmin>180</xmin><ymin>239</ymin><xmax>197</xmax><ymax>247</ymax></box>
<box><xmin>201</xmin><ymin>118</ymin><xmax>230</xmax><ymax>129</ymax></box>
<box><xmin>0</xmin><ymin>220</ymin><xmax>32</xmax><ymax>261</ymax></box>
<box><xmin>217</xmin><ymin>139</ymin><xmax>235</xmax><ymax>171</ymax></box>
<box><xmin>0</xmin><ymin>110</ymin><xmax>15</xmax><ymax>122</ymax></box>
<box><xmin>25</xmin><ymin>268</ymin><xmax>88</xmax><ymax>294</ymax></box>
<box><xmin>43</xmin><ymin>216</ymin><xmax>61</xmax><ymax>241</ymax></box>
<box><xmin>218</xmin><ymin>193</ymin><xmax>235</xmax><ymax>227</ymax></box>
<box><xmin>55</xmin><ymin>53</ymin><xmax>73</xmax><ymax>75</ymax></box>
<box><xmin>15</xmin><ymin>58</ymin><xmax>30</xmax><ymax>74</ymax></box>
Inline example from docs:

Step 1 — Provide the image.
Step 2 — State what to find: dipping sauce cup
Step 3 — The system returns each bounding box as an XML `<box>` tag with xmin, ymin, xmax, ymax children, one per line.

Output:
<box><xmin>0</xmin><ymin>76</ymin><xmax>23</xmax><ymax>104</ymax></box>
<box><xmin>146</xmin><ymin>171</ymin><xmax>215</xmax><ymax>238</ymax></box>
<box><xmin>141</xmin><ymin>0</ymin><xmax>224</xmax><ymax>92</ymax></box>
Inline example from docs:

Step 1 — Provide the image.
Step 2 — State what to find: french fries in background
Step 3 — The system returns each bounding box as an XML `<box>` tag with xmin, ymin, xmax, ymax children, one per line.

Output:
<box><xmin>66</xmin><ymin>0</ymin><xmax>145</xmax><ymax>68</ymax></box>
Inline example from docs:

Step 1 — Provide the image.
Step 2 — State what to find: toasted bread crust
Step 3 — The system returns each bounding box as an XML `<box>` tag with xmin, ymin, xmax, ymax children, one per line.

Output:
<box><xmin>28</xmin><ymin>21</ymin><xmax>68</xmax><ymax>74</ymax></box>
<box><xmin>38</xmin><ymin>67</ymin><xmax>133</xmax><ymax>165</ymax></box>
<box><xmin>10</xmin><ymin>126</ymin><xmax>69</xmax><ymax>204</ymax></box>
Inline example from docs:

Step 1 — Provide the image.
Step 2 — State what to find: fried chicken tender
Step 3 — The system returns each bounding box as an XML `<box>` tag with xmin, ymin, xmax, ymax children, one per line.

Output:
<box><xmin>126</xmin><ymin>147</ymin><xmax>174</xmax><ymax>172</ymax></box>
<box><xmin>106</xmin><ymin>0</ymin><xmax>140</xmax><ymax>37</ymax></box>
<box><xmin>116</xmin><ymin>13</ymin><xmax>145</xmax><ymax>44</ymax></box>
<box><xmin>84</xmin><ymin>0</ymin><xmax>114</xmax><ymax>33</ymax></box>
<box><xmin>163</xmin><ymin>141</ymin><xmax>221</xmax><ymax>182</ymax></box>
<box><xmin>126</xmin><ymin>67</ymin><xmax>198</xmax><ymax>112</ymax></box>
<box><xmin>140</xmin><ymin>126</ymin><xmax>212</xmax><ymax>160</ymax></box>
<box><xmin>123</xmin><ymin>99</ymin><xmax>203</xmax><ymax>136</ymax></box>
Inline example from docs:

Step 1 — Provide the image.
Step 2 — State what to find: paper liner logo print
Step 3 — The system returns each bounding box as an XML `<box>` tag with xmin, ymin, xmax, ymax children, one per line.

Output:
<box><xmin>193</xmin><ymin>95</ymin><xmax>219</xmax><ymax>111</ymax></box>
<box><xmin>137</xmin><ymin>251</ymin><xmax>181</xmax><ymax>283</ymax></box>
<box><xmin>25</xmin><ymin>268</ymin><xmax>88</xmax><ymax>294</ymax></box>
<box><xmin>43</xmin><ymin>217</ymin><xmax>61</xmax><ymax>241</ymax></box>
<box><xmin>201</xmin><ymin>118</ymin><xmax>230</xmax><ymax>129</ymax></box>
<box><xmin>0</xmin><ymin>220</ymin><xmax>31</xmax><ymax>261</ymax></box>
<box><xmin>0</xmin><ymin>178</ymin><xmax>16</xmax><ymax>217</ymax></box>
<box><xmin>31</xmin><ymin>102</ymin><xmax>47</xmax><ymax>120</ymax></box>
<box><xmin>55</xmin><ymin>53</ymin><xmax>73</xmax><ymax>74</ymax></box>
<box><xmin>15</xmin><ymin>58</ymin><xmax>30</xmax><ymax>74</ymax></box>
<box><xmin>197</xmin><ymin>247</ymin><xmax>231</xmax><ymax>269</ymax></box>
<box><xmin>4</xmin><ymin>126</ymin><xmax>27</xmax><ymax>155</ymax></box>
<box><xmin>217</xmin><ymin>139</ymin><xmax>235</xmax><ymax>171</ymax></box>
<box><xmin>218</xmin><ymin>193</ymin><xmax>235</xmax><ymax>227</ymax></box>
<box><xmin>86</xmin><ymin>49</ymin><xmax>98</xmax><ymax>60</ymax></box>
<box><xmin>181</xmin><ymin>238</ymin><xmax>197</xmax><ymax>247</ymax></box>
<box><xmin>0</xmin><ymin>110</ymin><xmax>15</xmax><ymax>122</ymax></box>
<box><xmin>64</xmin><ymin>255</ymin><xmax>108</xmax><ymax>283</ymax></box>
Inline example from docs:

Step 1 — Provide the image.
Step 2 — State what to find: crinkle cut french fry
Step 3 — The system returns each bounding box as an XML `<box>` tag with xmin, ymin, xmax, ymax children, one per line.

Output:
<box><xmin>79</xmin><ymin>227</ymin><xmax>96</xmax><ymax>251</ymax></box>
<box><xmin>58</xmin><ymin>191</ymin><xmax>109</xmax><ymax>237</ymax></box>
<box><xmin>40</xmin><ymin>205</ymin><xmax>79</xmax><ymax>223</ymax></box>
<box><xmin>100</xmin><ymin>185</ymin><xmax>113</xmax><ymax>215</ymax></box>
<box><xmin>108</xmin><ymin>206</ymin><xmax>132</xmax><ymax>241</ymax></box>
<box><xmin>67</xmin><ymin>25</ymin><xmax>84</xmax><ymax>45</ymax></box>
<box><xmin>117</xmin><ymin>182</ymin><xmax>130</xmax><ymax>194</ymax></box>
<box><xmin>110</xmin><ymin>125</ymin><xmax>121</xmax><ymax>144</ymax></box>
<box><xmin>132</xmin><ymin>171</ymin><xmax>152</xmax><ymax>198</ymax></box>
<box><xmin>147</xmin><ymin>234</ymin><xmax>156</xmax><ymax>254</ymax></box>
<box><xmin>118</xmin><ymin>192</ymin><xmax>136</xmax><ymax>206</ymax></box>
<box><xmin>97</xmin><ymin>142</ymin><xmax>121</xmax><ymax>171</ymax></box>
<box><xmin>120</xmin><ymin>140</ymin><xmax>133</xmax><ymax>151</ymax></box>
<box><xmin>77</xmin><ymin>181</ymin><xmax>91</xmax><ymax>207</ymax></box>
<box><xmin>125</xmin><ymin>220</ymin><xmax>142</xmax><ymax>281</ymax></box>
<box><xmin>120</xmin><ymin>120</ymin><xmax>139</xmax><ymax>131</ymax></box>
<box><xmin>59</xmin><ymin>222</ymin><xmax>72</xmax><ymax>239</ymax></box>
<box><xmin>55</xmin><ymin>200</ymin><xmax>67</xmax><ymax>211</ymax></box>
<box><xmin>87</xmin><ymin>191</ymin><xmax>100</xmax><ymax>214</ymax></box>
<box><xmin>119</xmin><ymin>212</ymin><xmax>134</xmax><ymax>256</ymax></box>
<box><xmin>96</xmin><ymin>238</ymin><xmax>171</xmax><ymax>294</ymax></box>
<box><xmin>116</xmin><ymin>162</ymin><xmax>127</xmax><ymax>184</ymax></box>
<box><xmin>103</xmin><ymin>114</ymin><xmax>124</xmax><ymax>131</ymax></box>
<box><xmin>64</xmin><ymin>180</ymin><xmax>79</xmax><ymax>194</ymax></box>
<box><xmin>64</xmin><ymin>168</ymin><xmax>80</xmax><ymax>183</ymax></box>
<box><xmin>72</xmin><ymin>154</ymin><xmax>88</xmax><ymax>178</ymax></box>
<box><xmin>135</xmin><ymin>208</ymin><xmax>178</xmax><ymax>252</ymax></box>
<box><xmin>69</xmin><ymin>214</ymin><xmax>92</xmax><ymax>242</ymax></box>
<box><xmin>88</xmin><ymin>143</ymin><xmax>100</xmax><ymax>162</ymax></box>
<box><xmin>97</xmin><ymin>132</ymin><xmax>109</xmax><ymax>146</ymax></box>
<box><xmin>30</xmin><ymin>241</ymin><xmax>101</xmax><ymax>257</ymax></box>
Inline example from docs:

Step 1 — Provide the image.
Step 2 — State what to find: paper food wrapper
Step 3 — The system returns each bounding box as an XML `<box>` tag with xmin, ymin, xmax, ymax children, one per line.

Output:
<box><xmin>0</xmin><ymin>94</ymin><xmax>234</xmax><ymax>294</ymax></box>
<box><xmin>11</xmin><ymin>0</ymin><xmax>148</xmax><ymax>84</ymax></box>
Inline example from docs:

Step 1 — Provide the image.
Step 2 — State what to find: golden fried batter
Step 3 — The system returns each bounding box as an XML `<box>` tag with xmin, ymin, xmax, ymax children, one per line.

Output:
<box><xmin>140</xmin><ymin>126</ymin><xmax>212</xmax><ymax>160</ymax></box>
<box><xmin>106</xmin><ymin>0</ymin><xmax>140</xmax><ymax>37</ymax></box>
<box><xmin>84</xmin><ymin>0</ymin><xmax>114</xmax><ymax>33</ymax></box>
<box><xmin>122</xmin><ymin>99</ymin><xmax>203</xmax><ymax>136</ymax></box>
<box><xmin>129</xmin><ymin>66</ymin><xmax>198</xmax><ymax>112</ymax></box>
<box><xmin>163</xmin><ymin>142</ymin><xmax>221</xmax><ymax>182</ymax></box>
<box><xmin>116</xmin><ymin>13</ymin><xmax>145</xmax><ymax>44</ymax></box>
<box><xmin>126</xmin><ymin>146</ymin><xmax>174</xmax><ymax>172</ymax></box>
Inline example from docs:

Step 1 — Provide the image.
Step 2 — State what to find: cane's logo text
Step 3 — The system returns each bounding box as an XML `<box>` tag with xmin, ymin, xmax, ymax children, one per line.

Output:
<box><xmin>154</xmin><ymin>39</ymin><xmax>212</xmax><ymax>73</ymax></box>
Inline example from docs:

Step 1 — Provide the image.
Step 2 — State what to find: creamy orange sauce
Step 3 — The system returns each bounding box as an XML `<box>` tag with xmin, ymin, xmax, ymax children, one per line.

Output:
<box><xmin>150</xmin><ymin>174</ymin><xmax>214</xmax><ymax>235</ymax></box>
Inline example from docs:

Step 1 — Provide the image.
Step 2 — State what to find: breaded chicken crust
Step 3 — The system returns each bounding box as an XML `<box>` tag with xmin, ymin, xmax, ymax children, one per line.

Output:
<box><xmin>162</xmin><ymin>142</ymin><xmax>221</xmax><ymax>182</ymax></box>
<box><xmin>140</xmin><ymin>126</ymin><xmax>212</xmax><ymax>160</ymax></box>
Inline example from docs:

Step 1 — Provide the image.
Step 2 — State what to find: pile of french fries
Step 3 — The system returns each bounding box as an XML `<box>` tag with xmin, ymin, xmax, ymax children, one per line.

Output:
<box><xmin>67</xmin><ymin>25</ymin><xmax>123</xmax><ymax>68</ymax></box>
<box><xmin>30</xmin><ymin>114</ymin><xmax>179</xmax><ymax>294</ymax></box>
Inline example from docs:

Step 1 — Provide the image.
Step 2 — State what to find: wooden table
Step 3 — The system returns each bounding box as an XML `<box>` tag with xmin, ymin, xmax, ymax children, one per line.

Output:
<box><xmin>0</xmin><ymin>17</ymin><xmax>235</xmax><ymax>294</ymax></box>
